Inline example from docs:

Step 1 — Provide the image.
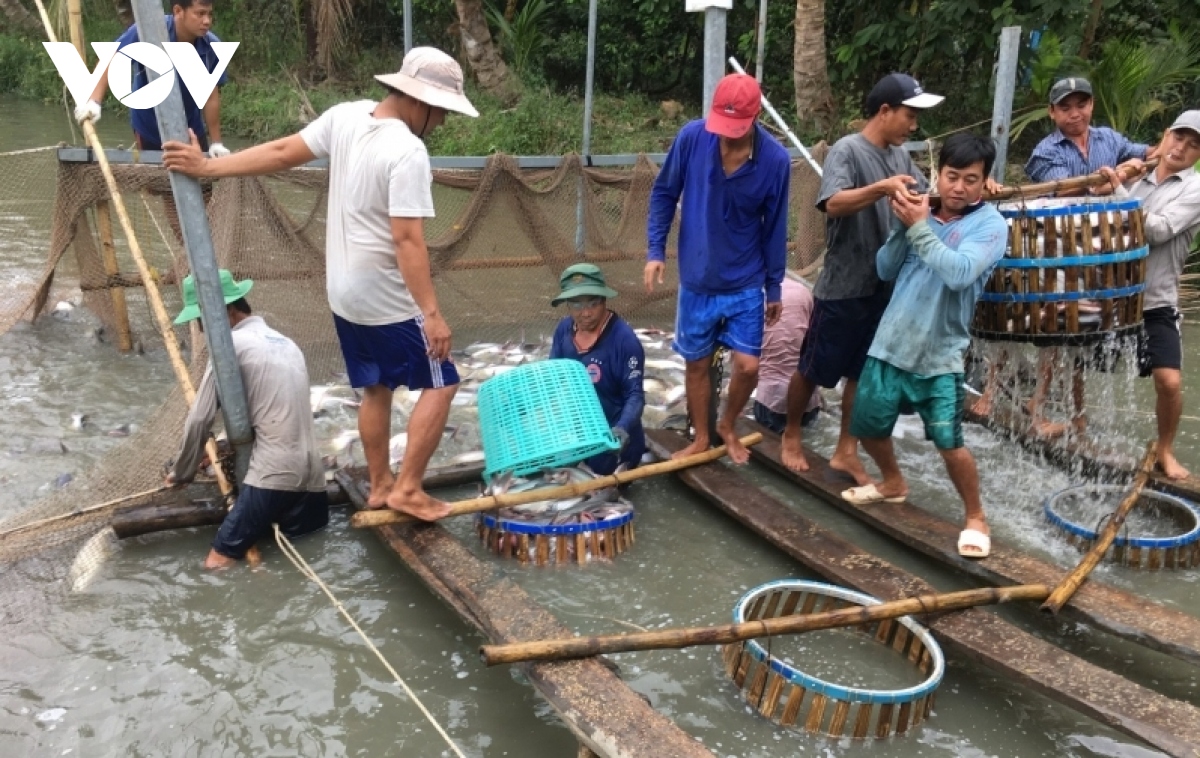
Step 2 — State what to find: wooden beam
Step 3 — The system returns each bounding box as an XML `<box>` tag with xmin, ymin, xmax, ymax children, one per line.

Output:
<box><xmin>336</xmin><ymin>469</ymin><xmax>714</xmax><ymax>758</ymax></box>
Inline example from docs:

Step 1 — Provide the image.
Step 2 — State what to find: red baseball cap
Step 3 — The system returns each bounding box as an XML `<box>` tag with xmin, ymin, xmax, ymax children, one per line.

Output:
<box><xmin>706</xmin><ymin>74</ymin><xmax>762</xmax><ymax>139</ymax></box>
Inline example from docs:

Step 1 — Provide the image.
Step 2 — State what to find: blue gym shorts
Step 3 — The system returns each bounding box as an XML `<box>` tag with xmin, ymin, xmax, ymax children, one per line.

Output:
<box><xmin>334</xmin><ymin>314</ymin><xmax>460</xmax><ymax>391</ymax></box>
<box><xmin>849</xmin><ymin>357</ymin><xmax>965</xmax><ymax>451</ymax></box>
<box><xmin>672</xmin><ymin>285</ymin><xmax>765</xmax><ymax>361</ymax></box>
<box><xmin>211</xmin><ymin>485</ymin><xmax>330</xmax><ymax>560</ymax></box>
<box><xmin>797</xmin><ymin>288</ymin><xmax>891</xmax><ymax>387</ymax></box>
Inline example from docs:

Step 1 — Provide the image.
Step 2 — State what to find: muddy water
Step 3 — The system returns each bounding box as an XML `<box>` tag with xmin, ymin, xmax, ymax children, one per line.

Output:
<box><xmin>2</xmin><ymin>97</ymin><xmax>1197</xmax><ymax>756</ymax></box>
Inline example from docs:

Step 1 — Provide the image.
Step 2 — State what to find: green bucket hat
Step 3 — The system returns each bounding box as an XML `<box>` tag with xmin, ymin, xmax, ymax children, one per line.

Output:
<box><xmin>173</xmin><ymin>269</ymin><xmax>254</xmax><ymax>325</ymax></box>
<box><xmin>551</xmin><ymin>263</ymin><xmax>618</xmax><ymax>306</ymax></box>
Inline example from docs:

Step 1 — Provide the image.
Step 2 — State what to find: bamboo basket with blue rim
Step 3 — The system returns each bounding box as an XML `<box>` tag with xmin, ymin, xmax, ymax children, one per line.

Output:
<box><xmin>971</xmin><ymin>197</ymin><xmax>1148</xmax><ymax>347</ymax></box>
<box><xmin>1044</xmin><ymin>484</ymin><xmax>1200</xmax><ymax>570</ymax></box>
<box><xmin>722</xmin><ymin>581</ymin><xmax>944</xmax><ymax>739</ymax></box>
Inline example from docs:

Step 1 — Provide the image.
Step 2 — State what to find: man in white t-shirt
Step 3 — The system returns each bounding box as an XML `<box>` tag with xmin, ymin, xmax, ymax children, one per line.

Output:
<box><xmin>163</xmin><ymin>47</ymin><xmax>478</xmax><ymax>521</ymax></box>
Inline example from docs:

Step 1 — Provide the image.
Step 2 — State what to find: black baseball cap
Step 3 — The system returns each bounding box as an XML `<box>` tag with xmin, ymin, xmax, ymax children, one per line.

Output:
<box><xmin>865</xmin><ymin>73</ymin><xmax>944</xmax><ymax>116</ymax></box>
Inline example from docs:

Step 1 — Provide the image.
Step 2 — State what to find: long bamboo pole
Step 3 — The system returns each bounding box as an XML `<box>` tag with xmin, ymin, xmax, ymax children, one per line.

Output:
<box><xmin>1041</xmin><ymin>441</ymin><xmax>1158</xmax><ymax>614</ymax></box>
<box><xmin>976</xmin><ymin>159</ymin><xmax>1159</xmax><ymax>204</ymax></box>
<box><xmin>350</xmin><ymin>433</ymin><xmax>763</xmax><ymax>528</ymax></box>
<box><xmin>0</xmin><ymin>486</ymin><xmax>172</xmax><ymax>542</ymax></box>
<box><xmin>481</xmin><ymin>584</ymin><xmax>1051</xmax><ymax>666</ymax></box>
<box><xmin>65</xmin><ymin>0</ymin><xmax>134</xmax><ymax>352</ymax></box>
<box><xmin>32</xmin><ymin>0</ymin><xmax>233</xmax><ymax>499</ymax></box>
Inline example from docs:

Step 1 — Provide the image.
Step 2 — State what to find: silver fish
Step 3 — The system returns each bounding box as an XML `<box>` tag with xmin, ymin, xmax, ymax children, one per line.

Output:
<box><xmin>69</xmin><ymin>527</ymin><xmax>120</xmax><ymax>592</ymax></box>
<box><xmin>69</xmin><ymin>412</ymin><xmax>87</xmax><ymax>430</ymax></box>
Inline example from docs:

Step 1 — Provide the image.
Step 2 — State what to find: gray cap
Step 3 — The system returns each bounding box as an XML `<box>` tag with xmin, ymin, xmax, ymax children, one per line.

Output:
<box><xmin>1049</xmin><ymin>77</ymin><xmax>1092</xmax><ymax>105</ymax></box>
<box><xmin>1168</xmin><ymin>110</ymin><xmax>1200</xmax><ymax>136</ymax></box>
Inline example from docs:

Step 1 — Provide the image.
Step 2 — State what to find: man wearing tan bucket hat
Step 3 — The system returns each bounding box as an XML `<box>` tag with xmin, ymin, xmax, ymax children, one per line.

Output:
<box><xmin>164</xmin><ymin>47</ymin><xmax>478</xmax><ymax>522</ymax></box>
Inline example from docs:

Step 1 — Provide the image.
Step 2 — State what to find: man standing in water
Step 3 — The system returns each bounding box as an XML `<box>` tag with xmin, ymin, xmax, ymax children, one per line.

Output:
<box><xmin>167</xmin><ymin>271</ymin><xmax>328</xmax><ymax>569</ymax></box>
<box><xmin>780</xmin><ymin>73</ymin><xmax>941</xmax><ymax>482</ymax></box>
<box><xmin>644</xmin><ymin>73</ymin><xmax>790</xmax><ymax>464</ymax></box>
<box><xmin>843</xmin><ymin>134</ymin><xmax>1007</xmax><ymax>559</ymax></box>
<box><xmin>1101</xmin><ymin>111</ymin><xmax>1200</xmax><ymax>480</ymax></box>
<box><xmin>163</xmin><ymin>47</ymin><xmax>477</xmax><ymax>521</ymax></box>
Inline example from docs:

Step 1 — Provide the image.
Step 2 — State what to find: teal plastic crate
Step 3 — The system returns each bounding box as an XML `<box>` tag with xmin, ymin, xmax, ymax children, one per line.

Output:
<box><xmin>478</xmin><ymin>359</ymin><xmax>620</xmax><ymax>480</ymax></box>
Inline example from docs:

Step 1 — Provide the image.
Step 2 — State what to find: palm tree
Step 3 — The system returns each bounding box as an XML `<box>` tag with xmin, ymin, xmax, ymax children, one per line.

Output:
<box><xmin>793</xmin><ymin>0</ymin><xmax>836</xmax><ymax>134</ymax></box>
<box><xmin>454</xmin><ymin>0</ymin><xmax>519</xmax><ymax>102</ymax></box>
<box><xmin>0</xmin><ymin>0</ymin><xmax>40</xmax><ymax>32</ymax></box>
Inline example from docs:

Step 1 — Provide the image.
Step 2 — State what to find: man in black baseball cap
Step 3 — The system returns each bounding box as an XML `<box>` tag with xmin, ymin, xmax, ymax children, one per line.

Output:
<box><xmin>779</xmin><ymin>72</ymin><xmax>941</xmax><ymax>481</ymax></box>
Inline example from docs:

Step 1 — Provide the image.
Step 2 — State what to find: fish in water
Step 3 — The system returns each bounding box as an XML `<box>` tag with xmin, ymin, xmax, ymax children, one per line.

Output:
<box><xmin>69</xmin><ymin>526</ymin><xmax>120</xmax><ymax>592</ymax></box>
<box><xmin>389</xmin><ymin>433</ymin><xmax>408</xmax><ymax>465</ymax></box>
<box><xmin>69</xmin><ymin>413</ymin><xmax>87</xmax><ymax>430</ymax></box>
<box><xmin>106</xmin><ymin>424</ymin><xmax>132</xmax><ymax>438</ymax></box>
<box><xmin>449</xmin><ymin>450</ymin><xmax>486</xmax><ymax>465</ymax></box>
<box><xmin>53</xmin><ymin>472</ymin><xmax>74</xmax><ymax>488</ymax></box>
<box><xmin>51</xmin><ymin>301</ymin><xmax>75</xmax><ymax>320</ymax></box>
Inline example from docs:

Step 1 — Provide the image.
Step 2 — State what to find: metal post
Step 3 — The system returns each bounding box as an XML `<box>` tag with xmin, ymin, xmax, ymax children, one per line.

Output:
<box><xmin>131</xmin><ymin>0</ymin><xmax>254</xmax><ymax>481</ymax></box>
<box><xmin>403</xmin><ymin>0</ymin><xmax>413</xmax><ymax>53</ymax></box>
<box><xmin>754</xmin><ymin>0</ymin><xmax>768</xmax><ymax>83</ymax></box>
<box><xmin>702</xmin><ymin>6</ymin><xmax>728</xmax><ymax>113</ymax></box>
<box><xmin>575</xmin><ymin>0</ymin><xmax>599</xmax><ymax>254</ymax></box>
<box><xmin>990</xmin><ymin>26</ymin><xmax>1022</xmax><ymax>184</ymax></box>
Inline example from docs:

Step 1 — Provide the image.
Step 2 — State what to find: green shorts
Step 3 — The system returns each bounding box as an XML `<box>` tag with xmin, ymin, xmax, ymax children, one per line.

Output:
<box><xmin>849</xmin><ymin>357</ymin><xmax>965</xmax><ymax>450</ymax></box>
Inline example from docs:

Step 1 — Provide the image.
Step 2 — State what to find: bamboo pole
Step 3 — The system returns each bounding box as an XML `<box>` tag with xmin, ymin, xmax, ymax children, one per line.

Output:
<box><xmin>65</xmin><ymin>0</ymin><xmax>134</xmax><ymax>352</ymax></box>
<box><xmin>0</xmin><ymin>486</ymin><xmax>172</xmax><ymax>542</ymax></box>
<box><xmin>972</xmin><ymin>159</ymin><xmax>1158</xmax><ymax>205</ymax></box>
<box><xmin>32</xmin><ymin>0</ymin><xmax>233</xmax><ymax>499</ymax></box>
<box><xmin>350</xmin><ymin>433</ymin><xmax>763</xmax><ymax>528</ymax></box>
<box><xmin>1041</xmin><ymin>441</ymin><xmax>1158</xmax><ymax>614</ymax></box>
<box><xmin>480</xmin><ymin>584</ymin><xmax>1050</xmax><ymax>666</ymax></box>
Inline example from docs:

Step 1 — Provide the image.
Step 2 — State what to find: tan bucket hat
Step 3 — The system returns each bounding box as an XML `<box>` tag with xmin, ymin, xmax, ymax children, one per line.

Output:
<box><xmin>375</xmin><ymin>47</ymin><xmax>479</xmax><ymax>118</ymax></box>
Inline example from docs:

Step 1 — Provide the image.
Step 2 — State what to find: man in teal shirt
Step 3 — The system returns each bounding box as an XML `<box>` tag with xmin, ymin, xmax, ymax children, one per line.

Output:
<box><xmin>841</xmin><ymin>134</ymin><xmax>1007</xmax><ymax>559</ymax></box>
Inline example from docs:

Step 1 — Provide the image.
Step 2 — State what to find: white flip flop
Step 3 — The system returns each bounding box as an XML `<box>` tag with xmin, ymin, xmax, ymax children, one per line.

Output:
<box><xmin>958</xmin><ymin>528</ymin><xmax>991</xmax><ymax>559</ymax></box>
<box><xmin>841</xmin><ymin>484</ymin><xmax>906</xmax><ymax>505</ymax></box>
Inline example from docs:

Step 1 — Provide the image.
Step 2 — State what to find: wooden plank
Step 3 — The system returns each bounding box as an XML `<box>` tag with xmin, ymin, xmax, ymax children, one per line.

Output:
<box><xmin>646</xmin><ymin>429</ymin><xmax>1200</xmax><ymax>757</ymax></box>
<box><xmin>335</xmin><ymin>470</ymin><xmax>713</xmax><ymax>758</ymax></box>
<box><xmin>738</xmin><ymin>420</ymin><xmax>1200</xmax><ymax>668</ymax></box>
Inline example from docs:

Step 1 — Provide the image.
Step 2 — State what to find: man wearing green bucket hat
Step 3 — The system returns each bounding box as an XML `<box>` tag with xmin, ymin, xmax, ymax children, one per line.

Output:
<box><xmin>549</xmin><ymin>264</ymin><xmax>645</xmax><ymax>474</ymax></box>
<box><xmin>167</xmin><ymin>270</ymin><xmax>329</xmax><ymax>569</ymax></box>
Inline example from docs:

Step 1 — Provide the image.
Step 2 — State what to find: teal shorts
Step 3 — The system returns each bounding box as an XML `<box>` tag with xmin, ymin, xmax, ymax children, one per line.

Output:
<box><xmin>849</xmin><ymin>357</ymin><xmax>965</xmax><ymax>450</ymax></box>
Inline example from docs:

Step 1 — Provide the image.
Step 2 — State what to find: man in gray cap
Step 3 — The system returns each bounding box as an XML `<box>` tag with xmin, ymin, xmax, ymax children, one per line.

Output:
<box><xmin>163</xmin><ymin>47</ymin><xmax>478</xmax><ymax>521</ymax></box>
<box><xmin>1099</xmin><ymin>110</ymin><xmax>1200</xmax><ymax>479</ymax></box>
<box><xmin>1025</xmin><ymin>77</ymin><xmax>1154</xmax><ymax>189</ymax></box>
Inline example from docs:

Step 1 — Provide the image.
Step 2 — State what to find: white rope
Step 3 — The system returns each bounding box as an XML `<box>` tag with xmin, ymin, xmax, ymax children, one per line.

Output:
<box><xmin>272</xmin><ymin>525</ymin><xmax>467</xmax><ymax>758</ymax></box>
<box><xmin>0</xmin><ymin>145</ymin><xmax>60</xmax><ymax>157</ymax></box>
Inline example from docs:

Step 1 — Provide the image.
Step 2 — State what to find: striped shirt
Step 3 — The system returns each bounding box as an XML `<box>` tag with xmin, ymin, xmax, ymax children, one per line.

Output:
<box><xmin>1025</xmin><ymin>127</ymin><xmax>1149</xmax><ymax>182</ymax></box>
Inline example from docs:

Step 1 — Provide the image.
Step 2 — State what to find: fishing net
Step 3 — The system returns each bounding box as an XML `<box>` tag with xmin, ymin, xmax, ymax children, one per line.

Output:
<box><xmin>0</xmin><ymin>142</ymin><xmax>830</xmax><ymax>614</ymax></box>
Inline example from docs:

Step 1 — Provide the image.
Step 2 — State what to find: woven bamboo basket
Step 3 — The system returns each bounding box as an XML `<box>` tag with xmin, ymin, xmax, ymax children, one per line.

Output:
<box><xmin>722</xmin><ymin>580</ymin><xmax>944</xmax><ymax>740</ymax></box>
<box><xmin>476</xmin><ymin>504</ymin><xmax>635</xmax><ymax>566</ymax></box>
<box><xmin>972</xmin><ymin>198</ymin><xmax>1147</xmax><ymax>347</ymax></box>
<box><xmin>1044</xmin><ymin>484</ymin><xmax>1200</xmax><ymax>570</ymax></box>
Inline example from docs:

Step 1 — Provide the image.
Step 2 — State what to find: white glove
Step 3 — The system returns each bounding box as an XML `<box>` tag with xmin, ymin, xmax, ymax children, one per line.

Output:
<box><xmin>74</xmin><ymin>99</ymin><xmax>101</xmax><ymax>125</ymax></box>
<box><xmin>208</xmin><ymin>142</ymin><xmax>230</xmax><ymax>158</ymax></box>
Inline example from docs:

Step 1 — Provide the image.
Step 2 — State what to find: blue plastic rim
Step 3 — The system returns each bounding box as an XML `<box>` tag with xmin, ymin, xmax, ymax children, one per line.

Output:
<box><xmin>732</xmin><ymin>580</ymin><xmax>944</xmax><ymax>706</ymax></box>
<box><xmin>477</xmin><ymin>359</ymin><xmax>620</xmax><ymax>480</ymax></box>
<box><xmin>998</xmin><ymin>197</ymin><xmax>1142</xmax><ymax>219</ymax></box>
<box><xmin>478</xmin><ymin>509</ymin><xmax>634</xmax><ymax>536</ymax></box>
<box><xmin>1043</xmin><ymin>485</ymin><xmax>1200</xmax><ymax>549</ymax></box>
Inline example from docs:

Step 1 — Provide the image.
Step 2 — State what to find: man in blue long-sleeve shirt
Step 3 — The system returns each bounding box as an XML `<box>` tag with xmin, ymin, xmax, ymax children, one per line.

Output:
<box><xmin>550</xmin><ymin>264</ymin><xmax>645</xmax><ymax>474</ymax></box>
<box><xmin>842</xmin><ymin>134</ymin><xmax>1007</xmax><ymax>560</ymax></box>
<box><xmin>644</xmin><ymin>73</ymin><xmax>789</xmax><ymax>464</ymax></box>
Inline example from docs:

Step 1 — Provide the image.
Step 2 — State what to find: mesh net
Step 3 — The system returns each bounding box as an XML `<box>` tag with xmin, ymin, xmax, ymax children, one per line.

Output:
<box><xmin>0</xmin><ymin>143</ymin><xmax>829</xmax><ymax>597</ymax></box>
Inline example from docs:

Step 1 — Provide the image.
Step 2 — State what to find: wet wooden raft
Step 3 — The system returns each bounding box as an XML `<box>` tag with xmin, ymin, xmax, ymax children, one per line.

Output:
<box><xmin>964</xmin><ymin>401</ymin><xmax>1200</xmax><ymax>505</ymax></box>
<box><xmin>334</xmin><ymin>469</ymin><xmax>712</xmax><ymax>758</ymax></box>
<box><xmin>739</xmin><ymin>420</ymin><xmax>1200</xmax><ymax>668</ymax></box>
<box><xmin>646</xmin><ymin>429</ymin><xmax>1200</xmax><ymax>757</ymax></box>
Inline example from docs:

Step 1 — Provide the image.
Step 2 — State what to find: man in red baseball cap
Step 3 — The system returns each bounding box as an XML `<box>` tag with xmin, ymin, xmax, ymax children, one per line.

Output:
<box><xmin>645</xmin><ymin>73</ymin><xmax>790</xmax><ymax>465</ymax></box>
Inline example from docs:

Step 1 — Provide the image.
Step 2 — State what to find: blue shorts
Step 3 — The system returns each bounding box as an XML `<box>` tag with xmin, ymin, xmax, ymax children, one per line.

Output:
<box><xmin>212</xmin><ymin>485</ymin><xmax>329</xmax><ymax>560</ymax></box>
<box><xmin>797</xmin><ymin>288</ymin><xmax>890</xmax><ymax>388</ymax></box>
<box><xmin>672</xmin><ymin>286</ymin><xmax>765</xmax><ymax>361</ymax></box>
<box><xmin>334</xmin><ymin>314</ymin><xmax>460</xmax><ymax>391</ymax></box>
